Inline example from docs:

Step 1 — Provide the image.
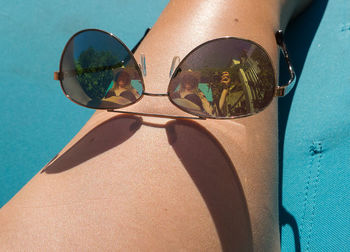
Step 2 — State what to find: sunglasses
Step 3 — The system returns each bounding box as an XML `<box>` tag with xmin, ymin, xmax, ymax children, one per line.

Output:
<box><xmin>54</xmin><ymin>28</ymin><xmax>295</xmax><ymax>120</ymax></box>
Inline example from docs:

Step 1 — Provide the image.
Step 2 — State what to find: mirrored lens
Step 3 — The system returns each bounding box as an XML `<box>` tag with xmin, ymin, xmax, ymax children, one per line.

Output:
<box><xmin>168</xmin><ymin>38</ymin><xmax>276</xmax><ymax>118</ymax></box>
<box><xmin>60</xmin><ymin>29</ymin><xmax>144</xmax><ymax>109</ymax></box>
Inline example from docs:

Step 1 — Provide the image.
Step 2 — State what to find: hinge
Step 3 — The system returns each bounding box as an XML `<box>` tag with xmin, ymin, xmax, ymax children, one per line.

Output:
<box><xmin>275</xmin><ymin>86</ymin><xmax>286</xmax><ymax>97</ymax></box>
<box><xmin>54</xmin><ymin>71</ymin><xmax>62</xmax><ymax>81</ymax></box>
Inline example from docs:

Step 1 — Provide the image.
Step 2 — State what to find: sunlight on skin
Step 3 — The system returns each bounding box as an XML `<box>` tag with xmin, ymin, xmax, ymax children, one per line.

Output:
<box><xmin>43</xmin><ymin>0</ymin><xmax>280</xmax><ymax>248</ymax></box>
<box><xmin>0</xmin><ymin>0</ymin><xmax>312</xmax><ymax>250</ymax></box>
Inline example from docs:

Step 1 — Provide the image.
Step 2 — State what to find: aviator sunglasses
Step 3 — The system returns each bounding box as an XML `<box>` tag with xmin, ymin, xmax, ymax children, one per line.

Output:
<box><xmin>54</xmin><ymin>28</ymin><xmax>295</xmax><ymax>119</ymax></box>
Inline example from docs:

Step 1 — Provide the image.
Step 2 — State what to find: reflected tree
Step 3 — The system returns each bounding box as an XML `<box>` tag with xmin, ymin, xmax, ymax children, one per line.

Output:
<box><xmin>75</xmin><ymin>47</ymin><xmax>122</xmax><ymax>99</ymax></box>
<box><xmin>249</xmin><ymin>49</ymin><xmax>275</xmax><ymax>107</ymax></box>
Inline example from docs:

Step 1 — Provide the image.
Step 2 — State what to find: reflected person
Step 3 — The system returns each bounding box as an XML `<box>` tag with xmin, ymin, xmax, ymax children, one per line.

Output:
<box><xmin>102</xmin><ymin>70</ymin><xmax>140</xmax><ymax>106</ymax></box>
<box><xmin>171</xmin><ymin>72</ymin><xmax>213</xmax><ymax>115</ymax></box>
<box><xmin>218</xmin><ymin>71</ymin><xmax>247</xmax><ymax>117</ymax></box>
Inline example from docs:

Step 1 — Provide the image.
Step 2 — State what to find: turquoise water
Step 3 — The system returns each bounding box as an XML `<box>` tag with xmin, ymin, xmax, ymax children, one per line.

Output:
<box><xmin>0</xmin><ymin>0</ymin><xmax>168</xmax><ymax>207</ymax></box>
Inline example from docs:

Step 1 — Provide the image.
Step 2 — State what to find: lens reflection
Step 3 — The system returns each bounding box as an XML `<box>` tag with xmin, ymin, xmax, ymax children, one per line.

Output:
<box><xmin>60</xmin><ymin>30</ymin><xmax>144</xmax><ymax>109</ymax></box>
<box><xmin>169</xmin><ymin>38</ymin><xmax>275</xmax><ymax>118</ymax></box>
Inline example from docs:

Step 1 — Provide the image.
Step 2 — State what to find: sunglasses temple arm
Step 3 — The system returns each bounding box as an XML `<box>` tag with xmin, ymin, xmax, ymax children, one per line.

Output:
<box><xmin>275</xmin><ymin>30</ymin><xmax>296</xmax><ymax>96</ymax></box>
<box><xmin>131</xmin><ymin>28</ymin><xmax>151</xmax><ymax>54</ymax></box>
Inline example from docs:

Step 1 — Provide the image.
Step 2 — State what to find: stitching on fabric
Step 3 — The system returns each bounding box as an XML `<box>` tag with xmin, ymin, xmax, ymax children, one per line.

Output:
<box><xmin>299</xmin><ymin>153</ymin><xmax>314</xmax><ymax>237</ymax></box>
<box><xmin>341</xmin><ymin>24</ymin><xmax>350</xmax><ymax>32</ymax></box>
<box><xmin>305</xmin><ymin>141</ymin><xmax>323</xmax><ymax>252</ymax></box>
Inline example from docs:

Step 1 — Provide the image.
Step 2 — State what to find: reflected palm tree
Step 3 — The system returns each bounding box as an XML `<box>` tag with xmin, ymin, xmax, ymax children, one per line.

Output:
<box><xmin>75</xmin><ymin>47</ymin><xmax>123</xmax><ymax>100</ymax></box>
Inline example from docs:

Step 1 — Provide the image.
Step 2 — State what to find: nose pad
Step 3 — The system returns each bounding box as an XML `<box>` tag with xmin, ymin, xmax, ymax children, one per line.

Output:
<box><xmin>140</xmin><ymin>53</ymin><xmax>146</xmax><ymax>76</ymax></box>
<box><xmin>169</xmin><ymin>56</ymin><xmax>180</xmax><ymax>78</ymax></box>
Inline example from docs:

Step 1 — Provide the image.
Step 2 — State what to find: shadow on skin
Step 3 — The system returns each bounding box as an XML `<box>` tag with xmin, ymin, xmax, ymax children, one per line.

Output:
<box><xmin>278</xmin><ymin>0</ymin><xmax>329</xmax><ymax>250</ymax></box>
<box><xmin>42</xmin><ymin>115</ymin><xmax>142</xmax><ymax>173</ymax></box>
<box><xmin>41</xmin><ymin>114</ymin><xmax>252</xmax><ymax>250</ymax></box>
<box><xmin>165</xmin><ymin>119</ymin><xmax>253</xmax><ymax>252</ymax></box>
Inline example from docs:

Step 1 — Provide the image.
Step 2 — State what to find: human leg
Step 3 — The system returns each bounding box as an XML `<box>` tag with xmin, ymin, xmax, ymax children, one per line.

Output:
<box><xmin>0</xmin><ymin>0</ymin><xmax>311</xmax><ymax>250</ymax></box>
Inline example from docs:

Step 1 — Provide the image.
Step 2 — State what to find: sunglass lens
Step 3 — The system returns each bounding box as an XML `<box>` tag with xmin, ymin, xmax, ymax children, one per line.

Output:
<box><xmin>168</xmin><ymin>38</ymin><xmax>275</xmax><ymax>118</ymax></box>
<box><xmin>60</xmin><ymin>30</ymin><xmax>144</xmax><ymax>109</ymax></box>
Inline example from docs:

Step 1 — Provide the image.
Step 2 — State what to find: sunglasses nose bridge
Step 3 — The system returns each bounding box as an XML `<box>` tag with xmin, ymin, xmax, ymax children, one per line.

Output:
<box><xmin>143</xmin><ymin>92</ymin><xmax>168</xmax><ymax>97</ymax></box>
<box><xmin>169</xmin><ymin>56</ymin><xmax>180</xmax><ymax>78</ymax></box>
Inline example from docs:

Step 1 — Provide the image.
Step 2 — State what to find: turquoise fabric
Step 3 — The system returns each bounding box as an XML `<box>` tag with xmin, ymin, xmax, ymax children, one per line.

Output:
<box><xmin>280</xmin><ymin>0</ymin><xmax>350</xmax><ymax>250</ymax></box>
<box><xmin>0</xmin><ymin>0</ymin><xmax>349</xmax><ymax>251</ymax></box>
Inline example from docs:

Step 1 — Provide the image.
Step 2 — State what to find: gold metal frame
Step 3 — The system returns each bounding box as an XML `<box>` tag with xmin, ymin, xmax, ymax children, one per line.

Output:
<box><xmin>274</xmin><ymin>30</ymin><xmax>296</xmax><ymax>96</ymax></box>
<box><xmin>54</xmin><ymin>29</ymin><xmax>296</xmax><ymax>120</ymax></box>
